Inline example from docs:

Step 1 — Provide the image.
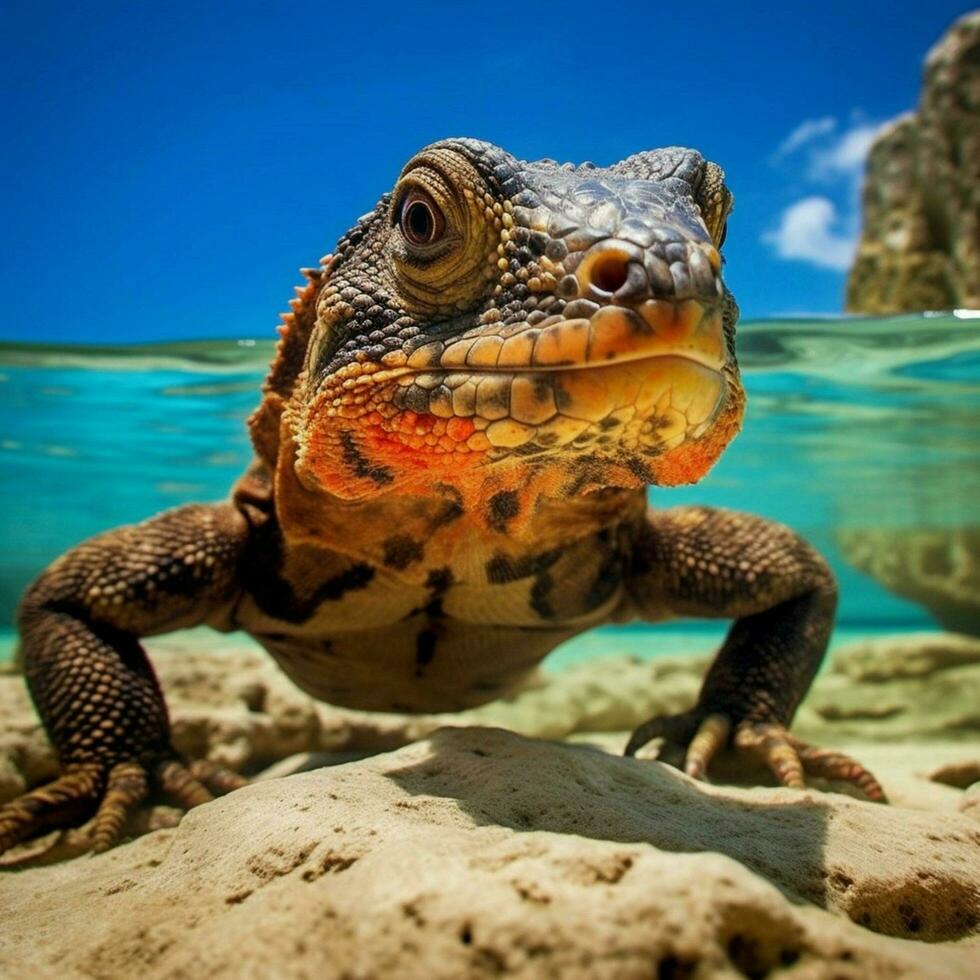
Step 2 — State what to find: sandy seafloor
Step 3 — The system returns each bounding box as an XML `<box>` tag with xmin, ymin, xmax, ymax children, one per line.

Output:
<box><xmin>1</xmin><ymin>624</ymin><xmax>979</xmax><ymax>978</ymax></box>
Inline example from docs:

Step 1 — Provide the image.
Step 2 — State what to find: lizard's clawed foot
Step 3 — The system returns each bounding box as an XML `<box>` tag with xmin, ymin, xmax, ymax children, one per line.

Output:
<box><xmin>625</xmin><ymin>710</ymin><xmax>887</xmax><ymax>802</ymax></box>
<box><xmin>0</xmin><ymin>755</ymin><xmax>247</xmax><ymax>857</ymax></box>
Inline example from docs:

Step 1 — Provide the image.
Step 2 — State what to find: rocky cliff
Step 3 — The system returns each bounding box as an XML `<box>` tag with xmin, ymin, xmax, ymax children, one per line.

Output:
<box><xmin>846</xmin><ymin>12</ymin><xmax>980</xmax><ymax>314</ymax></box>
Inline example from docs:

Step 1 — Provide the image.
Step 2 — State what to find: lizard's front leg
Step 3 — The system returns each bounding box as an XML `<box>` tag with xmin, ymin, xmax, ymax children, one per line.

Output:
<box><xmin>0</xmin><ymin>503</ymin><xmax>250</xmax><ymax>856</ymax></box>
<box><xmin>624</xmin><ymin>506</ymin><xmax>885</xmax><ymax>801</ymax></box>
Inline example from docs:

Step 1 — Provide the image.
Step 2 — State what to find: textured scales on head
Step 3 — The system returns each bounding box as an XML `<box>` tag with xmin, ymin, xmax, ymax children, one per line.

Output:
<box><xmin>249</xmin><ymin>138</ymin><xmax>743</xmax><ymax>541</ymax></box>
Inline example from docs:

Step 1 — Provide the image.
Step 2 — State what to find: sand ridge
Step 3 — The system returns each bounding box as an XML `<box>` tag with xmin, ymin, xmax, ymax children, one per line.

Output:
<box><xmin>1</xmin><ymin>631</ymin><xmax>979</xmax><ymax>977</ymax></box>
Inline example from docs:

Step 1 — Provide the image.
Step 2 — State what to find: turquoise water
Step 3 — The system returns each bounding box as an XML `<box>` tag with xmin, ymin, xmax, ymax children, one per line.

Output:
<box><xmin>1</xmin><ymin>313</ymin><xmax>978</xmax><ymax>656</ymax></box>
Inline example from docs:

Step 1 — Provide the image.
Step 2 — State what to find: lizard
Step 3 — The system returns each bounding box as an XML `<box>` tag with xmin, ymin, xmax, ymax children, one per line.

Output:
<box><xmin>0</xmin><ymin>138</ymin><xmax>885</xmax><ymax>857</ymax></box>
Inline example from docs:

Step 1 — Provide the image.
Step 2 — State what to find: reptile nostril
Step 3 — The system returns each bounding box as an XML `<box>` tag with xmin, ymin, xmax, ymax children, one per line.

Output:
<box><xmin>588</xmin><ymin>253</ymin><xmax>631</xmax><ymax>294</ymax></box>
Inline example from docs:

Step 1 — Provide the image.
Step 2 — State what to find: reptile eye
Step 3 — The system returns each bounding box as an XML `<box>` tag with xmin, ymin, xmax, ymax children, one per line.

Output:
<box><xmin>399</xmin><ymin>190</ymin><xmax>445</xmax><ymax>247</ymax></box>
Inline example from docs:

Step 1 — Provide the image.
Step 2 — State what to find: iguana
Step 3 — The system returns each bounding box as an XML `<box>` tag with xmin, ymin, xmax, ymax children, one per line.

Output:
<box><xmin>0</xmin><ymin>138</ymin><xmax>884</xmax><ymax>857</ymax></box>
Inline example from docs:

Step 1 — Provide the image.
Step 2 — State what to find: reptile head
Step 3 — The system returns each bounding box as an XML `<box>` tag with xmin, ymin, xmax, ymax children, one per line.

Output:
<box><xmin>254</xmin><ymin>138</ymin><xmax>742</xmax><ymax>529</ymax></box>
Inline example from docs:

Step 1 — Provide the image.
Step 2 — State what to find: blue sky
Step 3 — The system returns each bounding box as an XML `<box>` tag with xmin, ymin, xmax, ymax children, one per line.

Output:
<box><xmin>0</xmin><ymin>1</ymin><xmax>972</xmax><ymax>343</ymax></box>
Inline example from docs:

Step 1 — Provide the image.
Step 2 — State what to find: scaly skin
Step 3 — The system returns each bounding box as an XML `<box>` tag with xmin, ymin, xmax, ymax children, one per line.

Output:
<box><xmin>0</xmin><ymin>139</ymin><xmax>884</xmax><ymax>858</ymax></box>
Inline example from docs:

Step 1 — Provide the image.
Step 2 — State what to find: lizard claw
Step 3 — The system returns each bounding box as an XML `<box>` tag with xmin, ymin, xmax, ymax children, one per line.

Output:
<box><xmin>156</xmin><ymin>758</ymin><xmax>247</xmax><ymax>810</ymax></box>
<box><xmin>625</xmin><ymin>710</ymin><xmax>887</xmax><ymax>803</ymax></box>
<box><xmin>731</xmin><ymin>722</ymin><xmax>887</xmax><ymax>802</ymax></box>
<box><xmin>623</xmin><ymin>712</ymin><xmax>700</xmax><ymax>759</ymax></box>
<box><xmin>0</xmin><ymin>763</ymin><xmax>103</xmax><ymax>854</ymax></box>
<box><xmin>91</xmin><ymin>761</ymin><xmax>149</xmax><ymax>852</ymax></box>
<box><xmin>683</xmin><ymin>713</ymin><xmax>732</xmax><ymax>780</ymax></box>
<box><xmin>0</xmin><ymin>755</ymin><xmax>247</xmax><ymax>858</ymax></box>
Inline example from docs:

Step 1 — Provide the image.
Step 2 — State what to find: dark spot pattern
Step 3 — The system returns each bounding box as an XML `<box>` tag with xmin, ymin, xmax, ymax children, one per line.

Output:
<box><xmin>487</xmin><ymin>490</ymin><xmax>520</xmax><ymax>532</ymax></box>
<box><xmin>414</xmin><ymin>630</ymin><xmax>437</xmax><ymax>675</ymax></box>
<box><xmin>382</xmin><ymin>535</ymin><xmax>424</xmax><ymax>570</ymax></box>
<box><xmin>338</xmin><ymin>430</ymin><xmax>393</xmax><ymax>487</ymax></box>
<box><xmin>252</xmin><ymin>563</ymin><xmax>375</xmax><ymax>624</ymax></box>
<box><xmin>529</xmin><ymin>572</ymin><xmax>556</xmax><ymax>619</ymax></box>
<box><xmin>431</xmin><ymin>484</ymin><xmax>465</xmax><ymax>528</ymax></box>
<box><xmin>485</xmin><ymin>548</ymin><xmax>562</xmax><ymax>585</ymax></box>
<box><xmin>424</xmin><ymin>567</ymin><xmax>454</xmax><ymax>595</ymax></box>
<box><xmin>583</xmin><ymin>529</ymin><xmax>623</xmax><ymax>610</ymax></box>
<box><xmin>243</xmin><ymin>523</ymin><xmax>375</xmax><ymax>624</ymax></box>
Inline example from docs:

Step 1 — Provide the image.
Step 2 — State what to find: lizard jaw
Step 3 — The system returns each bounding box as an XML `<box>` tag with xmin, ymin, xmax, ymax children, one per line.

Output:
<box><xmin>391</xmin><ymin>298</ymin><xmax>726</xmax><ymax>376</ymax></box>
<box><xmin>294</xmin><ymin>298</ymin><xmax>741</xmax><ymax>510</ymax></box>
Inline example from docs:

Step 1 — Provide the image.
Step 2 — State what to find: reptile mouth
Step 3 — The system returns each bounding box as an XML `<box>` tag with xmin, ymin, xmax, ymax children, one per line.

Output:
<box><xmin>301</xmin><ymin>300</ymin><xmax>739</xmax><ymax>507</ymax></box>
<box><xmin>373</xmin><ymin>301</ymin><xmax>726</xmax><ymax>455</ymax></box>
<box><xmin>396</xmin><ymin>298</ymin><xmax>725</xmax><ymax>376</ymax></box>
<box><xmin>391</xmin><ymin>299</ymin><xmax>725</xmax><ymax>447</ymax></box>
<box><xmin>312</xmin><ymin>299</ymin><xmax>729</xmax><ymax>458</ymax></box>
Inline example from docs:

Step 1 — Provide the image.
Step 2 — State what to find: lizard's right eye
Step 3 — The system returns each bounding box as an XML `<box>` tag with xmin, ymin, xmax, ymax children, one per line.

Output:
<box><xmin>399</xmin><ymin>189</ymin><xmax>446</xmax><ymax>247</ymax></box>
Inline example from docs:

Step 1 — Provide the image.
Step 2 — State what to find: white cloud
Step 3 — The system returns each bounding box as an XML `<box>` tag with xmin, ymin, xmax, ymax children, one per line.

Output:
<box><xmin>807</xmin><ymin>121</ymin><xmax>883</xmax><ymax>181</ymax></box>
<box><xmin>774</xmin><ymin>116</ymin><xmax>837</xmax><ymax>159</ymax></box>
<box><xmin>764</xmin><ymin>113</ymin><xmax>895</xmax><ymax>271</ymax></box>
<box><xmin>763</xmin><ymin>196</ymin><xmax>856</xmax><ymax>271</ymax></box>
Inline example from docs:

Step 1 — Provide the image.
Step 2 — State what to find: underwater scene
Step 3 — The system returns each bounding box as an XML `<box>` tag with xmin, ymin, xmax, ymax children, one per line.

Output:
<box><xmin>1</xmin><ymin>311</ymin><xmax>976</xmax><ymax>659</ymax></box>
